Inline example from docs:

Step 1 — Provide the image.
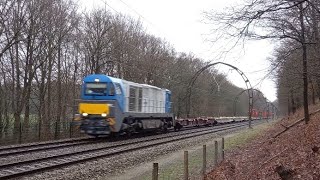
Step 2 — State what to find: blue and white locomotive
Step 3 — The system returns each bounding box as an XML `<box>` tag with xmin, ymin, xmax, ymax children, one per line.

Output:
<box><xmin>76</xmin><ymin>74</ymin><xmax>175</xmax><ymax>137</ymax></box>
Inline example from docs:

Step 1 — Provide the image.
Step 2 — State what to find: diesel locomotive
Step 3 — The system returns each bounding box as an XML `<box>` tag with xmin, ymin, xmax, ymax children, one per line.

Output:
<box><xmin>75</xmin><ymin>74</ymin><xmax>176</xmax><ymax>137</ymax></box>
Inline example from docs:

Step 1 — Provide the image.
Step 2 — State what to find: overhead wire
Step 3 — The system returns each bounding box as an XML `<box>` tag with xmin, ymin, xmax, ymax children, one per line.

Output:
<box><xmin>97</xmin><ymin>0</ymin><xmax>225</xmax><ymax>95</ymax></box>
<box><xmin>119</xmin><ymin>0</ymin><xmax>275</xmax><ymax>100</ymax></box>
<box><xmin>96</xmin><ymin>0</ymin><xmax>270</xmax><ymax>102</ymax></box>
<box><xmin>117</xmin><ymin>0</ymin><xmax>160</xmax><ymax>32</ymax></box>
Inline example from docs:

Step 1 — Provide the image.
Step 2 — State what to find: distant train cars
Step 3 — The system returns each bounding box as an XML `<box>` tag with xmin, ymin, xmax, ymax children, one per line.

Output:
<box><xmin>76</xmin><ymin>74</ymin><xmax>174</xmax><ymax>137</ymax></box>
<box><xmin>251</xmin><ymin>109</ymin><xmax>273</xmax><ymax>119</ymax></box>
<box><xmin>176</xmin><ymin>116</ymin><xmax>251</xmax><ymax>127</ymax></box>
<box><xmin>176</xmin><ymin>117</ymin><xmax>218</xmax><ymax>127</ymax></box>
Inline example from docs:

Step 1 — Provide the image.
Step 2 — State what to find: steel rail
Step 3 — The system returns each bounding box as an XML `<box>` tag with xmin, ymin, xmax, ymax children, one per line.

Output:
<box><xmin>0</xmin><ymin>120</ymin><xmax>265</xmax><ymax>179</ymax></box>
<box><xmin>0</xmin><ymin>118</ymin><xmax>249</xmax><ymax>157</ymax></box>
<box><xmin>0</xmin><ymin>137</ymin><xmax>94</xmax><ymax>152</ymax></box>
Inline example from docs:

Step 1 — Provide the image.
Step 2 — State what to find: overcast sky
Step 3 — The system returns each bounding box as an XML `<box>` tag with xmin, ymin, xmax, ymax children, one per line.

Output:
<box><xmin>79</xmin><ymin>0</ymin><xmax>277</xmax><ymax>102</ymax></box>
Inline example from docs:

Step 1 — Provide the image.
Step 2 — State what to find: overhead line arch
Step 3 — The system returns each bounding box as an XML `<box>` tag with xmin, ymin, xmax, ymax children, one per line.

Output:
<box><xmin>186</xmin><ymin>62</ymin><xmax>254</xmax><ymax>128</ymax></box>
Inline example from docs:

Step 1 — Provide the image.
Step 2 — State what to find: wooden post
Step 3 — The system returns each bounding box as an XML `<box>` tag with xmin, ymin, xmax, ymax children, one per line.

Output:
<box><xmin>184</xmin><ymin>151</ymin><xmax>188</xmax><ymax>180</ymax></box>
<box><xmin>203</xmin><ymin>145</ymin><xmax>207</xmax><ymax>175</ymax></box>
<box><xmin>214</xmin><ymin>140</ymin><xmax>218</xmax><ymax>165</ymax></box>
<box><xmin>152</xmin><ymin>163</ymin><xmax>158</xmax><ymax>180</ymax></box>
<box><xmin>222</xmin><ymin>137</ymin><xmax>225</xmax><ymax>160</ymax></box>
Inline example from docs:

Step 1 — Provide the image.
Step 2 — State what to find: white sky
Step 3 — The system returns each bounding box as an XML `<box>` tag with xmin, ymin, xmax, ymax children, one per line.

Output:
<box><xmin>79</xmin><ymin>0</ymin><xmax>277</xmax><ymax>102</ymax></box>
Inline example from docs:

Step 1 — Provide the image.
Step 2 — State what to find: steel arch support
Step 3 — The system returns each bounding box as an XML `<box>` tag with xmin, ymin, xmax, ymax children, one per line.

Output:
<box><xmin>186</xmin><ymin>62</ymin><xmax>254</xmax><ymax>128</ymax></box>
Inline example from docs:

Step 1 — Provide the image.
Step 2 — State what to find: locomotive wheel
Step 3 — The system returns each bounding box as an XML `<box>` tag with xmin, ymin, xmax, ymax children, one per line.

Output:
<box><xmin>88</xmin><ymin>134</ymin><xmax>100</xmax><ymax>138</ymax></box>
<box><xmin>161</xmin><ymin>124</ymin><xmax>168</xmax><ymax>133</ymax></box>
<box><xmin>126</xmin><ymin>130</ymin><xmax>133</xmax><ymax>137</ymax></box>
<box><xmin>110</xmin><ymin>132</ymin><xmax>120</xmax><ymax>139</ymax></box>
<box><xmin>126</xmin><ymin>126</ymin><xmax>135</xmax><ymax>138</ymax></box>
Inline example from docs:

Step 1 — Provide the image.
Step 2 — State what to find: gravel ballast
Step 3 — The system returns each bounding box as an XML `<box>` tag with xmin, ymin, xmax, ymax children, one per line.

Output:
<box><xmin>17</xmin><ymin>124</ymin><xmax>254</xmax><ymax>180</ymax></box>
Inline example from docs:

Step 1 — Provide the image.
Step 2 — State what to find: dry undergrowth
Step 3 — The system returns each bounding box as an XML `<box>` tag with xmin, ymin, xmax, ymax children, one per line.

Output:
<box><xmin>205</xmin><ymin>104</ymin><xmax>320</xmax><ymax>180</ymax></box>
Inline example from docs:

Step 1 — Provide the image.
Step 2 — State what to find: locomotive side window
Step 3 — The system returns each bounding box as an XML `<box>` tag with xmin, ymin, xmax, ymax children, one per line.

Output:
<box><xmin>115</xmin><ymin>83</ymin><xmax>122</xmax><ymax>95</ymax></box>
<box><xmin>85</xmin><ymin>83</ymin><xmax>107</xmax><ymax>95</ymax></box>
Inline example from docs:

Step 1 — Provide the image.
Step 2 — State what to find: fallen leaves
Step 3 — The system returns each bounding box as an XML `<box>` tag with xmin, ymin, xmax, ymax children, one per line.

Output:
<box><xmin>205</xmin><ymin>104</ymin><xmax>320</xmax><ymax>180</ymax></box>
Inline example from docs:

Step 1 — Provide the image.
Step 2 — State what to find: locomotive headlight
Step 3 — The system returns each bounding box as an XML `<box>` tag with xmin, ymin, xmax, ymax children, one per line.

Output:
<box><xmin>101</xmin><ymin>113</ymin><xmax>107</xmax><ymax>117</ymax></box>
<box><xmin>82</xmin><ymin>113</ymin><xmax>88</xmax><ymax>117</ymax></box>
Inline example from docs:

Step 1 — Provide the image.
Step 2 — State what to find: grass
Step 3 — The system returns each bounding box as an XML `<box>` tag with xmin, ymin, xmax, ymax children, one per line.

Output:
<box><xmin>108</xmin><ymin>122</ymin><xmax>274</xmax><ymax>180</ymax></box>
<box><xmin>137</xmin><ymin>141</ymin><xmax>223</xmax><ymax>180</ymax></box>
<box><xmin>224</xmin><ymin>121</ymin><xmax>274</xmax><ymax>150</ymax></box>
<box><xmin>117</xmin><ymin>121</ymin><xmax>275</xmax><ymax>180</ymax></box>
<box><xmin>140</xmin><ymin>149</ymin><xmax>206</xmax><ymax>180</ymax></box>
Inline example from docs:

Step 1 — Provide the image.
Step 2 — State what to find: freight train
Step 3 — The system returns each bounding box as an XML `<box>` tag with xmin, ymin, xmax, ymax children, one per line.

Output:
<box><xmin>75</xmin><ymin>74</ymin><xmax>176</xmax><ymax>137</ymax></box>
<box><xmin>74</xmin><ymin>74</ymin><xmax>262</xmax><ymax>137</ymax></box>
<box><xmin>251</xmin><ymin>109</ymin><xmax>273</xmax><ymax>119</ymax></box>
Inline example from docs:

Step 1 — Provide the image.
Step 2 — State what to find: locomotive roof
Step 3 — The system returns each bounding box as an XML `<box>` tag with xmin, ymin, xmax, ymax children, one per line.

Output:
<box><xmin>83</xmin><ymin>74</ymin><xmax>111</xmax><ymax>82</ymax></box>
<box><xmin>83</xmin><ymin>74</ymin><xmax>170</xmax><ymax>92</ymax></box>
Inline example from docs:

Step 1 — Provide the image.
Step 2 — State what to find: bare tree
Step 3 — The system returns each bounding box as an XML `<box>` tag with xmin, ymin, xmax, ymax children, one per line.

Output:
<box><xmin>204</xmin><ymin>0</ymin><xmax>315</xmax><ymax>123</ymax></box>
<box><xmin>0</xmin><ymin>0</ymin><xmax>258</xmax><ymax>143</ymax></box>
<box><xmin>82</xmin><ymin>9</ymin><xmax>113</xmax><ymax>74</ymax></box>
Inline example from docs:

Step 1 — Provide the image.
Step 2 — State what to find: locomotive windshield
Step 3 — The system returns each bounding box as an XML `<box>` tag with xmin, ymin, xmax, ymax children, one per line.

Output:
<box><xmin>109</xmin><ymin>83</ymin><xmax>115</xmax><ymax>96</ymax></box>
<box><xmin>85</xmin><ymin>83</ymin><xmax>107</xmax><ymax>96</ymax></box>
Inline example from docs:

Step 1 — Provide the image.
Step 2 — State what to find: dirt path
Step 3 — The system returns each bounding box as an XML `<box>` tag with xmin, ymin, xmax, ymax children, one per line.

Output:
<box><xmin>106</xmin><ymin>130</ymin><xmax>246</xmax><ymax>180</ymax></box>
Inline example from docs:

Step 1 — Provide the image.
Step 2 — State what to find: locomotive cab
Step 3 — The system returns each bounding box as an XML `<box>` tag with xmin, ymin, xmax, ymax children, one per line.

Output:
<box><xmin>77</xmin><ymin>74</ymin><xmax>124</xmax><ymax>136</ymax></box>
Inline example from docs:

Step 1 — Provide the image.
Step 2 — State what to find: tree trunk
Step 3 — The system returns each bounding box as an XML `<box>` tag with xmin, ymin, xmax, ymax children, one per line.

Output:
<box><xmin>310</xmin><ymin>0</ymin><xmax>320</xmax><ymax>102</ymax></box>
<box><xmin>13</xmin><ymin>32</ymin><xmax>21</xmax><ymax>136</ymax></box>
<box><xmin>44</xmin><ymin>45</ymin><xmax>55</xmax><ymax>139</ymax></box>
<box><xmin>299</xmin><ymin>2</ymin><xmax>309</xmax><ymax>123</ymax></box>
<box><xmin>56</xmin><ymin>44</ymin><xmax>62</xmax><ymax>138</ymax></box>
<box><xmin>0</xmin><ymin>81</ymin><xmax>3</xmax><ymax>140</ymax></box>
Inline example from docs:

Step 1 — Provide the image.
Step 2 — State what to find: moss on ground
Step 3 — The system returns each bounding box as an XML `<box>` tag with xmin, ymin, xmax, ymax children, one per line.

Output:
<box><xmin>224</xmin><ymin>121</ymin><xmax>274</xmax><ymax>150</ymax></box>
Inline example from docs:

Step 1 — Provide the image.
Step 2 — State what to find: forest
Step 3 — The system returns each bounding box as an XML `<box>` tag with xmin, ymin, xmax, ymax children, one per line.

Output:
<box><xmin>204</xmin><ymin>0</ymin><xmax>320</xmax><ymax>124</ymax></box>
<box><xmin>0</xmin><ymin>0</ymin><xmax>268</xmax><ymax>143</ymax></box>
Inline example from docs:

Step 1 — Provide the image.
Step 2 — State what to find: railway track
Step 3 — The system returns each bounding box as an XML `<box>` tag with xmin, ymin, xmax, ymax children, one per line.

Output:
<box><xmin>0</xmin><ymin>137</ymin><xmax>95</xmax><ymax>152</ymax></box>
<box><xmin>1</xmin><ymin>121</ymin><xmax>249</xmax><ymax>158</ymax></box>
<box><xmin>0</xmin><ymin>120</ymin><xmax>264</xmax><ymax>179</ymax></box>
<box><xmin>0</xmin><ymin>137</ymin><xmax>104</xmax><ymax>158</ymax></box>
<box><xmin>0</xmin><ymin>119</ymin><xmax>252</xmax><ymax>157</ymax></box>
